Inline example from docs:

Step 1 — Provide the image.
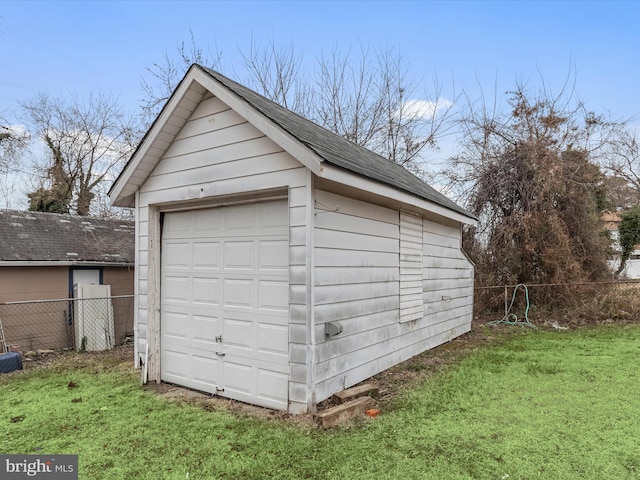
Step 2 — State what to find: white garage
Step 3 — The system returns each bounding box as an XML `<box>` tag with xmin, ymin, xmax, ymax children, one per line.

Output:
<box><xmin>109</xmin><ymin>64</ymin><xmax>476</xmax><ymax>413</ymax></box>
<box><xmin>161</xmin><ymin>201</ymin><xmax>290</xmax><ymax>410</ymax></box>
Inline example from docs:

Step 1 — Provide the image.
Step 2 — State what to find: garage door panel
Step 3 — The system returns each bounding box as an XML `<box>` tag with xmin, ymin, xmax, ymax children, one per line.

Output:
<box><xmin>225</xmin><ymin>205</ymin><xmax>257</xmax><ymax>233</ymax></box>
<box><xmin>258</xmin><ymin>324</ymin><xmax>289</xmax><ymax>356</ymax></box>
<box><xmin>259</xmin><ymin>202</ymin><xmax>288</xmax><ymax>229</ymax></box>
<box><xmin>224</xmin><ymin>241</ymin><xmax>254</xmax><ymax>269</ymax></box>
<box><xmin>192</xmin><ymin>277</ymin><xmax>219</xmax><ymax>305</ymax></box>
<box><xmin>257</xmin><ymin>369</ymin><xmax>289</xmax><ymax>404</ymax></box>
<box><xmin>223</xmin><ymin>309</ymin><xmax>286</xmax><ymax>326</ymax></box>
<box><xmin>162</xmin><ymin>311</ymin><xmax>189</xmax><ymax>340</ymax></box>
<box><xmin>223</xmin><ymin>279</ymin><xmax>254</xmax><ymax>307</ymax></box>
<box><xmin>191</xmin><ymin>314</ymin><xmax>219</xmax><ymax>346</ymax></box>
<box><xmin>161</xmin><ymin>200</ymin><xmax>289</xmax><ymax>410</ymax></box>
<box><xmin>164</xmin><ymin>215</ymin><xmax>192</xmax><ymax>238</ymax></box>
<box><xmin>163</xmin><ymin>349</ymin><xmax>189</xmax><ymax>380</ymax></box>
<box><xmin>163</xmin><ymin>276</ymin><xmax>190</xmax><ymax>303</ymax></box>
<box><xmin>193</xmin><ymin>242</ymin><xmax>220</xmax><ymax>268</ymax></box>
<box><xmin>225</xmin><ymin>347</ymin><xmax>289</xmax><ymax>366</ymax></box>
<box><xmin>224</xmin><ymin>361</ymin><xmax>253</xmax><ymax>395</ymax></box>
<box><xmin>258</xmin><ymin>280</ymin><xmax>288</xmax><ymax>310</ymax></box>
<box><xmin>163</xmin><ymin>242</ymin><xmax>190</xmax><ymax>268</ymax></box>
<box><xmin>223</xmin><ymin>318</ymin><xmax>253</xmax><ymax>349</ymax></box>
<box><xmin>194</xmin><ymin>209</ymin><xmax>222</xmax><ymax>235</ymax></box>
<box><xmin>190</xmin><ymin>354</ymin><xmax>221</xmax><ymax>390</ymax></box>
<box><xmin>259</xmin><ymin>240</ymin><xmax>289</xmax><ymax>271</ymax></box>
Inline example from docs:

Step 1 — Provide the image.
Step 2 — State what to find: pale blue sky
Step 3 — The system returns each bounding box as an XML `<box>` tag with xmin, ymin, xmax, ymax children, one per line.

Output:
<box><xmin>1</xmin><ymin>0</ymin><xmax>639</xmax><ymax>125</ymax></box>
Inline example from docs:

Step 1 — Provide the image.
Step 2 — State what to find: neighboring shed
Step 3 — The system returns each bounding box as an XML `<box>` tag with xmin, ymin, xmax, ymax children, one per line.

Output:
<box><xmin>0</xmin><ymin>210</ymin><xmax>135</xmax><ymax>350</ymax></box>
<box><xmin>109</xmin><ymin>64</ymin><xmax>477</xmax><ymax>413</ymax></box>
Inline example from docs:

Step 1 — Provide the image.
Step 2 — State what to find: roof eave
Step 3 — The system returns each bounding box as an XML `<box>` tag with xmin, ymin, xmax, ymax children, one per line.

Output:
<box><xmin>320</xmin><ymin>164</ymin><xmax>477</xmax><ymax>225</ymax></box>
<box><xmin>0</xmin><ymin>260</ymin><xmax>134</xmax><ymax>267</ymax></box>
<box><xmin>110</xmin><ymin>65</ymin><xmax>326</xmax><ymax>208</ymax></box>
<box><xmin>109</xmin><ymin>65</ymin><xmax>209</xmax><ymax>207</ymax></box>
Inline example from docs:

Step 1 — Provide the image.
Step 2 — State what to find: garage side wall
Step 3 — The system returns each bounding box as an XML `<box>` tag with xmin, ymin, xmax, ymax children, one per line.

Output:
<box><xmin>134</xmin><ymin>93</ymin><xmax>311</xmax><ymax>412</ymax></box>
<box><xmin>312</xmin><ymin>190</ymin><xmax>474</xmax><ymax>403</ymax></box>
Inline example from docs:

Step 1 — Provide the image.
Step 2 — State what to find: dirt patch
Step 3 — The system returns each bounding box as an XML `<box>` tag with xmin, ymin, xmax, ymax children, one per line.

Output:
<box><xmin>146</xmin><ymin>319</ymin><xmax>515</xmax><ymax>424</ymax></box>
<box><xmin>20</xmin><ymin>343</ymin><xmax>135</xmax><ymax>372</ymax></box>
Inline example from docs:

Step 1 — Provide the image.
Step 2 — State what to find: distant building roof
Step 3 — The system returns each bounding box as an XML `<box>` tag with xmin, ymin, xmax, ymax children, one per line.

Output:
<box><xmin>601</xmin><ymin>211</ymin><xmax>622</xmax><ymax>231</ymax></box>
<box><xmin>0</xmin><ymin>210</ymin><xmax>134</xmax><ymax>265</ymax></box>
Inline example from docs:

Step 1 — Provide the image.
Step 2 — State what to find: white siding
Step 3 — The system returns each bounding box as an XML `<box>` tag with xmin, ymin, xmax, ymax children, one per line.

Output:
<box><xmin>312</xmin><ymin>190</ymin><xmax>474</xmax><ymax>403</ymax></box>
<box><xmin>422</xmin><ymin>218</ymin><xmax>474</xmax><ymax>324</ymax></box>
<box><xmin>132</xmin><ymin>90</ymin><xmax>474</xmax><ymax>413</ymax></box>
<box><xmin>135</xmin><ymin>93</ymin><xmax>311</xmax><ymax>413</ymax></box>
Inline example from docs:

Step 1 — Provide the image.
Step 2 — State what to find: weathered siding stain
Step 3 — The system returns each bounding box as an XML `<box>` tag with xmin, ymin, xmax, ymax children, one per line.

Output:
<box><xmin>127</xmin><ymin>80</ymin><xmax>474</xmax><ymax>413</ymax></box>
<box><xmin>135</xmin><ymin>93</ymin><xmax>311</xmax><ymax>413</ymax></box>
<box><xmin>312</xmin><ymin>190</ymin><xmax>474</xmax><ymax>404</ymax></box>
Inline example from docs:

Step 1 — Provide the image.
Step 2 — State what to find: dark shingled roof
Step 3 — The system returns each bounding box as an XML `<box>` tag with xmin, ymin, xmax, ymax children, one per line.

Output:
<box><xmin>198</xmin><ymin>65</ymin><xmax>475</xmax><ymax>220</ymax></box>
<box><xmin>0</xmin><ymin>210</ymin><xmax>134</xmax><ymax>264</ymax></box>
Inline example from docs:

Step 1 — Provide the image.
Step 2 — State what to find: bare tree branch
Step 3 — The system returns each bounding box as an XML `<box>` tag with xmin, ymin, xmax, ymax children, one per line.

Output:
<box><xmin>139</xmin><ymin>29</ymin><xmax>222</xmax><ymax>125</ymax></box>
<box><xmin>21</xmin><ymin>92</ymin><xmax>137</xmax><ymax>216</ymax></box>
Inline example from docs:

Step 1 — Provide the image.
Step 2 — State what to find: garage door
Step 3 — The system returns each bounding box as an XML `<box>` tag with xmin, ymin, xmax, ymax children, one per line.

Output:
<box><xmin>160</xmin><ymin>201</ymin><xmax>290</xmax><ymax>410</ymax></box>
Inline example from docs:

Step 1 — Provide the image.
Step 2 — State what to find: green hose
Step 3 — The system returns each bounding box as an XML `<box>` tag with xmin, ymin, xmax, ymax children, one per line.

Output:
<box><xmin>487</xmin><ymin>283</ymin><xmax>537</xmax><ymax>329</ymax></box>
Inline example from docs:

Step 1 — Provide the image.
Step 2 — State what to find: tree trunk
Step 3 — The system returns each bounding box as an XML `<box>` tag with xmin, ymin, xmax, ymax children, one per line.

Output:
<box><xmin>76</xmin><ymin>187</ymin><xmax>94</xmax><ymax>216</ymax></box>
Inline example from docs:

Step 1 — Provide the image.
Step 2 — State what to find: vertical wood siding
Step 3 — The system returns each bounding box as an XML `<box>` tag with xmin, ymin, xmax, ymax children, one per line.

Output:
<box><xmin>135</xmin><ymin>93</ymin><xmax>311</xmax><ymax>412</ymax></box>
<box><xmin>313</xmin><ymin>191</ymin><xmax>473</xmax><ymax>403</ymax></box>
<box><xmin>400</xmin><ymin>211</ymin><xmax>424</xmax><ymax>322</ymax></box>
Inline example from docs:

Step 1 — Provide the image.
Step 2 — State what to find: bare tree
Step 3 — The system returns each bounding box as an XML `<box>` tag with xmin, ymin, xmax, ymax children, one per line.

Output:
<box><xmin>314</xmin><ymin>44</ymin><xmax>384</xmax><ymax>148</ymax></box>
<box><xmin>0</xmin><ymin>115</ymin><xmax>29</xmax><ymax>208</ymax></box>
<box><xmin>140</xmin><ymin>38</ymin><xmax>455</xmax><ymax>178</ymax></box>
<box><xmin>243</xmin><ymin>41</ymin><xmax>455</xmax><ymax>176</ymax></box>
<box><xmin>367</xmin><ymin>48</ymin><xmax>454</xmax><ymax>176</ymax></box>
<box><xmin>22</xmin><ymin>92</ymin><xmax>138</xmax><ymax>216</ymax></box>
<box><xmin>0</xmin><ymin>120</ymin><xmax>28</xmax><ymax>174</ymax></box>
<box><xmin>240</xmin><ymin>38</ymin><xmax>312</xmax><ymax>117</ymax></box>
<box><xmin>140</xmin><ymin>30</ymin><xmax>222</xmax><ymax>124</ymax></box>
<box><xmin>603</xmin><ymin>129</ymin><xmax>640</xmax><ymax>205</ymax></box>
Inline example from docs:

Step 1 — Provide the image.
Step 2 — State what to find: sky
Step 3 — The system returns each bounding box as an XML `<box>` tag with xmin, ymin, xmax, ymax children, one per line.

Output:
<box><xmin>1</xmin><ymin>0</ymin><xmax>640</xmax><ymax>206</ymax></box>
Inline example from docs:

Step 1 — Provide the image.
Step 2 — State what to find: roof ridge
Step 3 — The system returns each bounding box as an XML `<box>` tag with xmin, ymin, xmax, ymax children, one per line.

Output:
<box><xmin>196</xmin><ymin>64</ymin><xmax>475</xmax><ymax>220</ymax></box>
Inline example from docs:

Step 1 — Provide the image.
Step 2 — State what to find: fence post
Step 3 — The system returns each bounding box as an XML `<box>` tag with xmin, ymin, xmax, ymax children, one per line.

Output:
<box><xmin>504</xmin><ymin>285</ymin><xmax>508</xmax><ymax>319</ymax></box>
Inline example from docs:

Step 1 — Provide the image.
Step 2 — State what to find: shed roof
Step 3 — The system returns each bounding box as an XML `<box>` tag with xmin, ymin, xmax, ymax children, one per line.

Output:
<box><xmin>111</xmin><ymin>64</ymin><xmax>475</xmax><ymax>221</ymax></box>
<box><xmin>0</xmin><ymin>210</ymin><xmax>134</xmax><ymax>265</ymax></box>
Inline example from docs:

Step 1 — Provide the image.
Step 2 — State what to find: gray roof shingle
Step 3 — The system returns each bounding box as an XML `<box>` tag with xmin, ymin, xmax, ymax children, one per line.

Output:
<box><xmin>0</xmin><ymin>210</ymin><xmax>134</xmax><ymax>264</ymax></box>
<box><xmin>198</xmin><ymin>65</ymin><xmax>475</xmax><ymax>220</ymax></box>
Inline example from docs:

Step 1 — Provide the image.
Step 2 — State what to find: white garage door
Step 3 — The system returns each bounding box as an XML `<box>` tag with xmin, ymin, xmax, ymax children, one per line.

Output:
<box><xmin>161</xmin><ymin>201</ymin><xmax>290</xmax><ymax>410</ymax></box>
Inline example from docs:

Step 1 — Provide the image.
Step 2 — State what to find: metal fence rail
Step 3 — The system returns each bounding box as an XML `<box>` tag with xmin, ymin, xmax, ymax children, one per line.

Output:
<box><xmin>2</xmin><ymin>281</ymin><xmax>637</xmax><ymax>353</ymax></box>
<box><xmin>0</xmin><ymin>295</ymin><xmax>134</xmax><ymax>353</ymax></box>
<box><xmin>474</xmin><ymin>280</ymin><xmax>640</xmax><ymax>325</ymax></box>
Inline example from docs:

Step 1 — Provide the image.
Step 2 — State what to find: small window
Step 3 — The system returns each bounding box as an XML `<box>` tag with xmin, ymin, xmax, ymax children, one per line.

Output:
<box><xmin>399</xmin><ymin>211</ymin><xmax>423</xmax><ymax>322</ymax></box>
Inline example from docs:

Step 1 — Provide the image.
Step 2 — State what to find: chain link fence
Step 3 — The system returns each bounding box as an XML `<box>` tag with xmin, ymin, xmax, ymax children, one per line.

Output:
<box><xmin>475</xmin><ymin>280</ymin><xmax>640</xmax><ymax>326</ymax></box>
<box><xmin>3</xmin><ymin>281</ymin><xmax>637</xmax><ymax>352</ymax></box>
<box><xmin>0</xmin><ymin>295</ymin><xmax>134</xmax><ymax>353</ymax></box>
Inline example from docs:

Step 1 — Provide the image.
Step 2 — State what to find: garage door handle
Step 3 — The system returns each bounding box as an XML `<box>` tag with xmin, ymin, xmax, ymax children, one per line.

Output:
<box><xmin>216</xmin><ymin>352</ymin><xmax>225</xmax><ymax>357</ymax></box>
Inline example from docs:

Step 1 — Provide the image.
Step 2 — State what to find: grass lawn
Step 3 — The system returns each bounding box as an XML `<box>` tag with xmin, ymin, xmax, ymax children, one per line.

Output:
<box><xmin>1</xmin><ymin>325</ymin><xmax>639</xmax><ymax>479</ymax></box>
